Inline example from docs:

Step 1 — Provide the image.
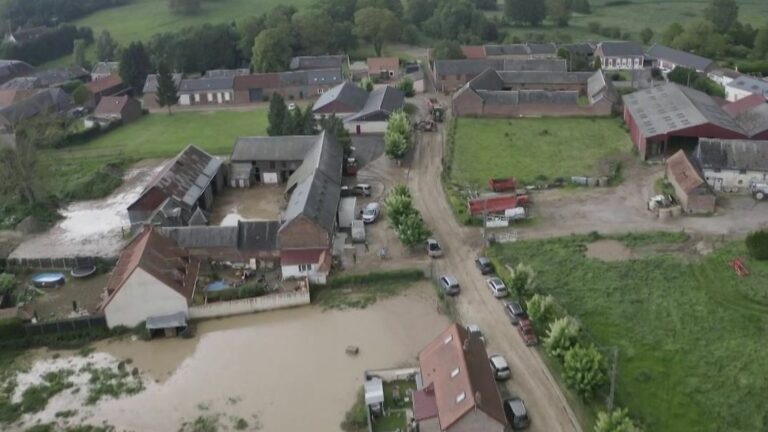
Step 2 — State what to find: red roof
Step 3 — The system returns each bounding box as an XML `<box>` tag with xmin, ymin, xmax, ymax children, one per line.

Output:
<box><xmin>413</xmin><ymin>384</ymin><xmax>439</xmax><ymax>421</ymax></box>
<box><xmin>367</xmin><ymin>57</ymin><xmax>399</xmax><ymax>74</ymax></box>
<box><xmin>280</xmin><ymin>248</ymin><xmax>327</xmax><ymax>266</ymax></box>
<box><xmin>461</xmin><ymin>45</ymin><xmax>486</xmax><ymax>59</ymax></box>
<box><xmin>666</xmin><ymin>150</ymin><xmax>707</xmax><ymax>193</ymax></box>
<box><xmin>468</xmin><ymin>194</ymin><xmax>528</xmax><ymax>215</ymax></box>
<box><xmin>94</xmin><ymin>95</ymin><xmax>130</xmax><ymax>116</ymax></box>
<box><xmin>86</xmin><ymin>73</ymin><xmax>124</xmax><ymax>95</ymax></box>
<box><xmin>724</xmin><ymin>93</ymin><xmax>766</xmax><ymax>117</ymax></box>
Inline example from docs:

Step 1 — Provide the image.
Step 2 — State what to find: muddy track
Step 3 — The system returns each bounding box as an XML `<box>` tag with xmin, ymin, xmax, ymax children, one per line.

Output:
<box><xmin>408</xmin><ymin>129</ymin><xmax>582</xmax><ymax>432</ymax></box>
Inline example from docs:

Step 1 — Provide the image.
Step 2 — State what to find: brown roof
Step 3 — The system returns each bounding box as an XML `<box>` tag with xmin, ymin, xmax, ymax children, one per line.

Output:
<box><xmin>86</xmin><ymin>73</ymin><xmax>124</xmax><ymax>94</ymax></box>
<box><xmin>0</xmin><ymin>89</ymin><xmax>36</xmax><ymax>108</ymax></box>
<box><xmin>94</xmin><ymin>95</ymin><xmax>131</xmax><ymax>116</ymax></box>
<box><xmin>280</xmin><ymin>248</ymin><xmax>326</xmax><ymax>266</ymax></box>
<box><xmin>413</xmin><ymin>384</ymin><xmax>439</xmax><ymax>421</ymax></box>
<box><xmin>233</xmin><ymin>73</ymin><xmax>280</xmax><ymax>90</ymax></box>
<box><xmin>367</xmin><ymin>57</ymin><xmax>399</xmax><ymax>74</ymax></box>
<box><xmin>101</xmin><ymin>226</ymin><xmax>199</xmax><ymax>310</ymax></box>
<box><xmin>667</xmin><ymin>150</ymin><xmax>707</xmax><ymax>194</ymax></box>
<box><xmin>418</xmin><ymin>324</ymin><xmax>507</xmax><ymax>429</ymax></box>
<box><xmin>461</xmin><ymin>45</ymin><xmax>486</xmax><ymax>59</ymax></box>
<box><xmin>724</xmin><ymin>94</ymin><xmax>766</xmax><ymax>117</ymax></box>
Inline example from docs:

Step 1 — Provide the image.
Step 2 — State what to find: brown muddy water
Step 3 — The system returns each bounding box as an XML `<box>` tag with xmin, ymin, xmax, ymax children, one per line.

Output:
<box><xmin>14</xmin><ymin>283</ymin><xmax>448</xmax><ymax>431</ymax></box>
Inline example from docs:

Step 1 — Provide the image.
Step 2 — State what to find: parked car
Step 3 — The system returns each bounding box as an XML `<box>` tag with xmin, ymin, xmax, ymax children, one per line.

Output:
<box><xmin>504</xmin><ymin>301</ymin><xmax>527</xmax><ymax>325</ymax></box>
<box><xmin>439</xmin><ymin>275</ymin><xmax>460</xmax><ymax>296</ymax></box>
<box><xmin>362</xmin><ymin>203</ymin><xmax>380</xmax><ymax>223</ymax></box>
<box><xmin>503</xmin><ymin>397</ymin><xmax>531</xmax><ymax>430</ymax></box>
<box><xmin>465</xmin><ymin>324</ymin><xmax>485</xmax><ymax>344</ymax></box>
<box><xmin>354</xmin><ymin>184</ymin><xmax>372</xmax><ymax>197</ymax></box>
<box><xmin>489</xmin><ymin>354</ymin><xmax>511</xmax><ymax>381</ymax></box>
<box><xmin>486</xmin><ymin>277</ymin><xmax>507</xmax><ymax>298</ymax></box>
<box><xmin>475</xmin><ymin>256</ymin><xmax>494</xmax><ymax>275</ymax></box>
<box><xmin>287</xmin><ymin>103</ymin><xmax>297</xmax><ymax>111</ymax></box>
<box><xmin>517</xmin><ymin>319</ymin><xmax>538</xmax><ymax>346</ymax></box>
<box><xmin>426</xmin><ymin>238</ymin><xmax>443</xmax><ymax>258</ymax></box>
<box><xmin>750</xmin><ymin>182</ymin><xmax>768</xmax><ymax>200</ymax></box>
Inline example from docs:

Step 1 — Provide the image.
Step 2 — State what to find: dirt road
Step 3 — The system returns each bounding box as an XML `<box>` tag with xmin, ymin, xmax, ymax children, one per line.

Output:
<box><xmin>408</xmin><ymin>129</ymin><xmax>582</xmax><ymax>432</ymax></box>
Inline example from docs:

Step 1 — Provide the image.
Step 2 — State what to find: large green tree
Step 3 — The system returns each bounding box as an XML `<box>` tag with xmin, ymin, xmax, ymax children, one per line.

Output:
<box><xmin>155</xmin><ymin>63</ymin><xmax>179</xmax><ymax>114</ymax></box>
<box><xmin>432</xmin><ymin>40</ymin><xmax>465</xmax><ymax>60</ymax></box>
<box><xmin>354</xmin><ymin>7</ymin><xmax>400</xmax><ymax>57</ymax></box>
<box><xmin>292</xmin><ymin>9</ymin><xmax>333</xmax><ymax>55</ymax></box>
<box><xmin>563</xmin><ymin>344</ymin><xmax>607</xmax><ymax>400</ymax></box>
<box><xmin>543</xmin><ymin>316</ymin><xmax>581</xmax><ymax>360</ymax></box>
<box><xmin>267</xmin><ymin>93</ymin><xmax>289</xmax><ymax>136</ymax></box>
<box><xmin>72</xmin><ymin>39</ymin><xmax>87</xmax><ymax>68</ymax></box>
<box><xmin>669</xmin><ymin>20</ymin><xmax>727</xmax><ymax>59</ymax></box>
<box><xmin>251</xmin><ymin>26</ymin><xmax>293</xmax><ymax>72</ymax></box>
<box><xmin>96</xmin><ymin>30</ymin><xmax>118</xmax><ymax>62</ymax></box>
<box><xmin>754</xmin><ymin>25</ymin><xmax>768</xmax><ymax>58</ymax></box>
<box><xmin>639</xmin><ymin>27</ymin><xmax>654</xmax><ymax>45</ymax></box>
<box><xmin>236</xmin><ymin>16</ymin><xmax>266</xmax><ymax>61</ymax></box>
<box><xmin>661</xmin><ymin>22</ymin><xmax>684</xmax><ymax>45</ymax></box>
<box><xmin>703</xmin><ymin>0</ymin><xmax>738</xmax><ymax>33</ymax></box>
<box><xmin>405</xmin><ymin>0</ymin><xmax>436</xmax><ymax>24</ymax></box>
<box><xmin>505</xmin><ymin>0</ymin><xmax>546</xmax><ymax>26</ymax></box>
<box><xmin>593</xmin><ymin>408</ymin><xmax>643</xmax><ymax>432</ymax></box>
<box><xmin>526</xmin><ymin>294</ymin><xmax>556</xmax><ymax>326</ymax></box>
<box><xmin>119</xmin><ymin>41</ymin><xmax>152</xmax><ymax>93</ymax></box>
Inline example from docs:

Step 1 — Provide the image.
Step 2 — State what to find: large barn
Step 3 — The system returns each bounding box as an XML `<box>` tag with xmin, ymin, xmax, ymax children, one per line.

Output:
<box><xmin>623</xmin><ymin>83</ymin><xmax>749</xmax><ymax>159</ymax></box>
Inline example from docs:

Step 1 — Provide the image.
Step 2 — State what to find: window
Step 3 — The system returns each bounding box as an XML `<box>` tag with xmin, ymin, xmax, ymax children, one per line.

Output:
<box><xmin>299</xmin><ymin>264</ymin><xmax>312</xmax><ymax>272</ymax></box>
<box><xmin>317</xmin><ymin>88</ymin><xmax>323</xmax><ymax>94</ymax></box>
<box><xmin>207</xmin><ymin>93</ymin><xmax>213</xmax><ymax>102</ymax></box>
<box><xmin>738</xmin><ymin>179</ymin><xmax>743</xmax><ymax>185</ymax></box>
<box><xmin>450</xmin><ymin>367</ymin><xmax>460</xmax><ymax>378</ymax></box>
<box><xmin>281</xmin><ymin>162</ymin><xmax>287</xmax><ymax>168</ymax></box>
<box><xmin>443</xmin><ymin>335</ymin><xmax>453</xmax><ymax>344</ymax></box>
<box><xmin>194</xmin><ymin>94</ymin><xmax>200</xmax><ymax>102</ymax></box>
<box><xmin>389</xmin><ymin>70</ymin><xmax>395</xmax><ymax>77</ymax></box>
<box><xmin>455</xmin><ymin>392</ymin><xmax>466</xmax><ymax>403</ymax></box>
<box><xmin>224</xmin><ymin>92</ymin><xmax>231</xmax><ymax>101</ymax></box>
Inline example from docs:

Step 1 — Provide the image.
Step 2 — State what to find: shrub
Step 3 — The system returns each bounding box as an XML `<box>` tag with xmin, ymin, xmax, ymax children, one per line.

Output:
<box><xmin>745</xmin><ymin>230</ymin><xmax>768</xmax><ymax>260</ymax></box>
<box><xmin>327</xmin><ymin>269</ymin><xmax>424</xmax><ymax>288</ymax></box>
<box><xmin>0</xmin><ymin>274</ymin><xmax>16</xmax><ymax>296</ymax></box>
<box><xmin>543</xmin><ymin>316</ymin><xmax>580</xmax><ymax>360</ymax></box>
<box><xmin>563</xmin><ymin>344</ymin><xmax>607</xmax><ymax>400</ymax></box>
<box><xmin>526</xmin><ymin>294</ymin><xmax>557</xmax><ymax>326</ymax></box>
<box><xmin>594</xmin><ymin>407</ymin><xmax>643</xmax><ymax>432</ymax></box>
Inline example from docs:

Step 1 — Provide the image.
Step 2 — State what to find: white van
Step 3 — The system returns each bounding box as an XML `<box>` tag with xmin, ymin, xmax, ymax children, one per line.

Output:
<box><xmin>362</xmin><ymin>203</ymin><xmax>380</xmax><ymax>223</ymax></box>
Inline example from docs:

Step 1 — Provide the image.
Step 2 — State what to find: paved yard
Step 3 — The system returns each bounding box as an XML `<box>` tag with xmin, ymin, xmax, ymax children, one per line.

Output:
<box><xmin>208</xmin><ymin>186</ymin><xmax>284</xmax><ymax>226</ymax></box>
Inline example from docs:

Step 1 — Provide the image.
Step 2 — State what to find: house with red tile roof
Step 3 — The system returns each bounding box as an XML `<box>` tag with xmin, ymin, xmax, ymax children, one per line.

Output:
<box><xmin>100</xmin><ymin>226</ymin><xmax>200</xmax><ymax>328</ymax></box>
<box><xmin>367</xmin><ymin>57</ymin><xmax>400</xmax><ymax>81</ymax></box>
<box><xmin>414</xmin><ymin>324</ymin><xmax>507</xmax><ymax>432</ymax></box>
<box><xmin>85</xmin><ymin>73</ymin><xmax>127</xmax><ymax>107</ymax></box>
<box><xmin>90</xmin><ymin>95</ymin><xmax>142</xmax><ymax>126</ymax></box>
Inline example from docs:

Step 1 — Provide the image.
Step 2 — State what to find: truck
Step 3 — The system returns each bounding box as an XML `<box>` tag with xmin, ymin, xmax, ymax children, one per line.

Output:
<box><xmin>351</xmin><ymin>220</ymin><xmax>366</xmax><ymax>243</ymax></box>
<box><xmin>427</xmin><ymin>98</ymin><xmax>445</xmax><ymax>123</ymax></box>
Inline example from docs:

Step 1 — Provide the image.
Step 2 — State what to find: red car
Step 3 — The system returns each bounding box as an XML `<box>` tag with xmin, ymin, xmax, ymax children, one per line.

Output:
<box><xmin>517</xmin><ymin>319</ymin><xmax>538</xmax><ymax>346</ymax></box>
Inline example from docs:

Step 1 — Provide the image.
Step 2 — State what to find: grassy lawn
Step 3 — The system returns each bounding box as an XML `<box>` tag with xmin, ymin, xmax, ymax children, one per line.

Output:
<box><xmin>40</xmin><ymin>109</ymin><xmax>267</xmax><ymax>197</ymax></box>
<box><xmin>372</xmin><ymin>379</ymin><xmax>416</xmax><ymax>432</ymax></box>
<box><xmin>488</xmin><ymin>234</ymin><xmax>768</xmax><ymax>432</ymax></box>
<box><xmin>451</xmin><ymin>117</ymin><xmax>631</xmax><ymax>187</ymax></box>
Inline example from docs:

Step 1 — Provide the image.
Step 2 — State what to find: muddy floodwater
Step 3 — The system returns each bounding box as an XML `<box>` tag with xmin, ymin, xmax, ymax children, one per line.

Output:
<box><xmin>65</xmin><ymin>284</ymin><xmax>448</xmax><ymax>431</ymax></box>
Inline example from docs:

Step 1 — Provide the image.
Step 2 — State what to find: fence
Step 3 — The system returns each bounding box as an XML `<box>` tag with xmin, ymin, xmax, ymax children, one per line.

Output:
<box><xmin>1</xmin><ymin>256</ymin><xmax>117</xmax><ymax>271</ymax></box>
<box><xmin>188</xmin><ymin>289</ymin><xmax>310</xmax><ymax>320</ymax></box>
<box><xmin>24</xmin><ymin>314</ymin><xmax>107</xmax><ymax>336</ymax></box>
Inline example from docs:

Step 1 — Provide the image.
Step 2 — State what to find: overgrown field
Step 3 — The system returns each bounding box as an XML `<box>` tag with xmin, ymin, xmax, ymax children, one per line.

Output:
<box><xmin>451</xmin><ymin>117</ymin><xmax>630</xmax><ymax>187</ymax></box>
<box><xmin>42</xmin><ymin>109</ymin><xmax>268</xmax><ymax>195</ymax></box>
<box><xmin>489</xmin><ymin>233</ymin><xmax>768</xmax><ymax>432</ymax></box>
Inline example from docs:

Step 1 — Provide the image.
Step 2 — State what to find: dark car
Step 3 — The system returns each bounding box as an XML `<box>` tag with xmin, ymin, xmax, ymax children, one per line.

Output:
<box><xmin>438</xmin><ymin>275</ymin><xmax>460</xmax><ymax>296</ymax></box>
<box><xmin>504</xmin><ymin>301</ymin><xmax>527</xmax><ymax>325</ymax></box>
<box><xmin>517</xmin><ymin>318</ymin><xmax>538</xmax><ymax>346</ymax></box>
<box><xmin>503</xmin><ymin>397</ymin><xmax>530</xmax><ymax>430</ymax></box>
<box><xmin>475</xmin><ymin>256</ymin><xmax>494</xmax><ymax>274</ymax></box>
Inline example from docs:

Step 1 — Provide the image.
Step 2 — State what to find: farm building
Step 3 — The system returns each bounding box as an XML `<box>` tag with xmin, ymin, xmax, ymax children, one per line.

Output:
<box><xmin>725</xmin><ymin>75</ymin><xmax>768</xmax><ymax>102</ymax></box>
<box><xmin>312</xmin><ymin>82</ymin><xmax>405</xmax><ymax>134</ymax></box>
<box><xmin>694</xmin><ymin>138</ymin><xmax>768</xmax><ymax>192</ymax></box>
<box><xmin>230</xmin><ymin>135</ymin><xmax>320</xmax><ymax>186</ymax></box>
<box><xmin>85</xmin><ymin>74</ymin><xmax>127</xmax><ymax>107</ymax></box>
<box><xmin>367</xmin><ymin>57</ymin><xmax>400</xmax><ymax>81</ymax></box>
<box><xmin>87</xmin><ymin>95</ymin><xmax>142</xmax><ymax>127</ymax></box>
<box><xmin>452</xmin><ymin>68</ymin><xmax>615</xmax><ymax>117</ymax></box>
<box><xmin>142</xmin><ymin>73</ymin><xmax>182</xmax><ymax>109</ymax></box>
<box><xmin>91</xmin><ymin>62</ymin><xmax>119</xmax><ymax>81</ymax></box>
<box><xmin>622</xmin><ymin>83</ymin><xmax>750</xmax><ymax>159</ymax></box>
<box><xmin>178</xmin><ymin>76</ymin><xmax>234</xmax><ymax>106</ymax></box>
<box><xmin>460</xmin><ymin>43</ymin><xmax>558</xmax><ymax>60</ymax></box>
<box><xmin>233</xmin><ymin>68</ymin><xmax>344</xmax><ymax>104</ymax></box>
<box><xmin>414</xmin><ymin>324</ymin><xmax>507</xmax><ymax>432</ymax></box>
<box><xmin>646</xmin><ymin>44</ymin><xmax>714</xmax><ymax>74</ymax></box>
<box><xmin>665</xmin><ymin>150</ymin><xmax>716</xmax><ymax>214</ymax></box>
<box><xmin>0</xmin><ymin>88</ymin><xmax>72</xmax><ymax>133</ymax></box>
<box><xmin>100</xmin><ymin>226</ymin><xmax>199</xmax><ymax>329</ymax></box>
<box><xmin>289</xmin><ymin>55</ymin><xmax>348</xmax><ymax>72</ymax></box>
<box><xmin>0</xmin><ymin>60</ymin><xmax>34</xmax><ymax>86</ymax></box>
<box><xmin>127</xmin><ymin>145</ymin><xmax>224</xmax><ymax>228</ymax></box>
<box><xmin>595</xmin><ymin>41</ymin><xmax>645</xmax><ymax>70</ymax></box>
<box><xmin>430</xmin><ymin>58</ymin><xmax>567</xmax><ymax>92</ymax></box>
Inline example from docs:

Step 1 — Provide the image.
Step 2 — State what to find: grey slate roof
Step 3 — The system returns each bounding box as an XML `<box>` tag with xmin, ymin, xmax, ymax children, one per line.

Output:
<box><xmin>735</xmin><ymin>103</ymin><xmax>768</xmax><ymax>137</ymax></box>
<box><xmin>622</xmin><ymin>83</ymin><xmax>746</xmax><ymax>139</ymax></box>
<box><xmin>146</xmin><ymin>312</ymin><xmax>187</xmax><ymax>330</ymax></box>
<box><xmin>143</xmin><ymin>73</ymin><xmax>183</xmax><ymax>94</ymax></box>
<box><xmin>312</xmin><ymin>81</ymin><xmax>369</xmax><ymax>112</ymax></box>
<box><xmin>496</xmin><ymin>70</ymin><xmax>594</xmax><ymax>85</ymax></box>
<box><xmin>307</xmin><ymin>68</ymin><xmax>344</xmax><ymax>85</ymax></box>
<box><xmin>0</xmin><ymin>77</ymin><xmax>41</xmax><ymax>90</ymax></box>
<box><xmin>0</xmin><ymin>88</ymin><xmax>73</xmax><ymax>128</ymax></box>
<box><xmin>179</xmin><ymin>77</ymin><xmax>234</xmax><ymax>92</ymax></box>
<box><xmin>435</xmin><ymin>59</ymin><xmax>566</xmax><ymax>76</ymax></box>
<box><xmin>91</xmin><ymin>62</ymin><xmax>119</xmax><ymax>76</ymax></box>
<box><xmin>695</xmin><ymin>138</ymin><xmax>768</xmax><ymax>171</ymax></box>
<box><xmin>285</xmin><ymin>132</ymin><xmax>343</xmax><ymax>192</ymax></box>
<box><xmin>0</xmin><ymin>60</ymin><xmax>34</xmax><ymax>84</ymax></box>
<box><xmin>727</xmin><ymin>75</ymin><xmax>768</xmax><ymax>97</ymax></box>
<box><xmin>485</xmin><ymin>44</ymin><xmax>528</xmax><ymax>56</ymax></box>
<box><xmin>346</xmin><ymin>86</ymin><xmax>405</xmax><ymax>122</ymax></box>
<box><xmin>476</xmin><ymin>90</ymin><xmax>579</xmax><ymax>105</ymax></box>
<box><xmin>160</xmin><ymin>220</ymin><xmax>280</xmax><ymax>251</ymax></box>
<box><xmin>561</xmin><ymin>43</ymin><xmax>595</xmax><ymax>56</ymax></box>
<box><xmin>289</xmin><ymin>55</ymin><xmax>346</xmax><ymax>71</ymax></box>
<box><xmin>646</xmin><ymin>44</ymin><xmax>714</xmax><ymax>72</ymax></box>
<box><xmin>230</xmin><ymin>136</ymin><xmax>318</xmax><ymax>162</ymax></box>
<box><xmin>526</xmin><ymin>43</ymin><xmax>557</xmax><ymax>55</ymax></box>
<box><xmin>204</xmin><ymin>69</ymin><xmax>249</xmax><ymax>78</ymax></box>
<box><xmin>503</xmin><ymin>59</ymin><xmax>567</xmax><ymax>72</ymax></box>
<box><xmin>279</xmin><ymin>70</ymin><xmax>309</xmax><ymax>86</ymax></box>
<box><xmin>598</xmin><ymin>41</ymin><xmax>644</xmax><ymax>57</ymax></box>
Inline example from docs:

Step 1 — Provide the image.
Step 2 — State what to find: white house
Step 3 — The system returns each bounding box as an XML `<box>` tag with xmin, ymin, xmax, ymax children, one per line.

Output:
<box><xmin>312</xmin><ymin>82</ymin><xmax>405</xmax><ymax>134</ymax></box>
<box><xmin>694</xmin><ymin>138</ymin><xmax>768</xmax><ymax>193</ymax></box>
<box><xmin>178</xmin><ymin>76</ymin><xmax>235</xmax><ymax>106</ymax></box>
<box><xmin>100</xmin><ymin>227</ymin><xmax>199</xmax><ymax>329</ymax></box>
<box><xmin>707</xmin><ymin>68</ymin><xmax>740</xmax><ymax>87</ymax></box>
<box><xmin>595</xmin><ymin>42</ymin><xmax>645</xmax><ymax>71</ymax></box>
<box><xmin>725</xmin><ymin>75</ymin><xmax>768</xmax><ymax>102</ymax></box>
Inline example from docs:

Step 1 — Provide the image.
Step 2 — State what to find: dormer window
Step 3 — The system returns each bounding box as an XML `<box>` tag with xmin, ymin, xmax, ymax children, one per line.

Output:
<box><xmin>456</xmin><ymin>392</ymin><xmax>466</xmax><ymax>403</ymax></box>
<box><xmin>451</xmin><ymin>367</ymin><xmax>459</xmax><ymax>378</ymax></box>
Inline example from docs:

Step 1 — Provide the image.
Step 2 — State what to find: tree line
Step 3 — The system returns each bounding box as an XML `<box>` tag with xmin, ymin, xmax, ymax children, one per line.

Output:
<box><xmin>1</xmin><ymin>0</ymin><xmax>131</xmax><ymax>27</ymax></box>
<box><xmin>0</xmin><ymin>25</ymin><xmax>94</xmax><ymax>66</ymax></box>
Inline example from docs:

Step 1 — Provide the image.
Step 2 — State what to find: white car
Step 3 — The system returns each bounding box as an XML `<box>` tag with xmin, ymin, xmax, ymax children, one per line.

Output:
<box><xmin>362</xmin><ymin>202</ymin><xmax>380</xmax><ymax>223</ymax></box>
<box><xmin>486</xmin><ymin>277</ymin><xmax>508</xmax><ymax>298</ymax></box>
<box><xmin>426</xmin><ymin>238</ymin><xmax>443</xmax><ymax>258</ymax></box>
<box><xmin>489</xmin><ymin>354</ymin><xmax>511</xmax><ymax>380</ymax></box>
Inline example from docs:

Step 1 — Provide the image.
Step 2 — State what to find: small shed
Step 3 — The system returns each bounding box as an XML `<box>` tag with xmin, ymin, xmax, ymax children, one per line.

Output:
<box><xmin>146</xmin><ymin>311</ymin><xmax>188</xmax><ymax>338</ymax></box>
<box><xmin>666</xmin><ymin>150</ymin><xmax>716</xmax><ymax>214</ymax></box>
<box><xmin>364</xmin><ymin>377</ymin><xmax>384</xmax><ymax>414</ymax></box>
<box><xmin>337</xmin><ymin>197</ymin><xmax>357</xmax><ymax>229</ymax></box>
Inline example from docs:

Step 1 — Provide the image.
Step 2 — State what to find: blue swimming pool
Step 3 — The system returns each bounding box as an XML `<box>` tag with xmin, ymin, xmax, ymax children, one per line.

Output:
<box><xmin>31</xmin><ymin>272</ymin><xmax>66</xmax><ymax>288</ymax></box>
<box><xmin>207</xmin><ymin>280</ymin><xmax>230</xmax><ymax>292</ymax></box>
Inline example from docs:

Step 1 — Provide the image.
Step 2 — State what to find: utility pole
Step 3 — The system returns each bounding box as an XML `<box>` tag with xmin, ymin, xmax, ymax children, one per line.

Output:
<box><xmin>606</xmin><ymin>347</ymin><xmax>619</xmax><ymax>411</ymax></box>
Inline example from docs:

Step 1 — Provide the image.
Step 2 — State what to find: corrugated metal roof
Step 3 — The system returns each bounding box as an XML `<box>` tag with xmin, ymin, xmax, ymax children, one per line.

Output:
<box><xmin>345</xmin><ymin>86</ymin><xmax>405</xmax><ymax>122</ymax></box>
<box><xmin>695</xmin><ymin>138</ymin><xmax>768</xmax><ymax>171</ymax></box>
<box><xmin>230</xmin><ymin>135</ymin><xmax>317</xmax><ymax>162</ymax></box>
<box><xmin>646</xmin><ymin>44</ymin><xmax>713</xmax><ymax>72</ymax></box>
<box><xmin>312</xmin><ymin>81</ymin><xmax>368</xmax><ymax>112</ymax></box>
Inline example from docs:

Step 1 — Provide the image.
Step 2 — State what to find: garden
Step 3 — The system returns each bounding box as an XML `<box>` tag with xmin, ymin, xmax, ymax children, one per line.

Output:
<box><xmin>488</xmin><ymin>231</ymin><xmax>768</xmax><ymax>431</ymax></box>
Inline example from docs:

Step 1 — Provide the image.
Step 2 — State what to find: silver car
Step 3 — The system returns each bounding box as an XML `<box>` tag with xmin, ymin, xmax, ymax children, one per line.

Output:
<box><xmin>489</xmin><ymin>354</ymin><xmax>511</xmax><ymax>380</ymax></box>
<box><xmin>426</xmin><ymin>238</ymin><xmax>443</xmax><ymax>258</ymax></box>
<box><xmin>439</xmin><ymin>275</ymin><xmax>460</xmax><ymax>296</ymax></box>
<box><xmin>362</xmin><ymin>202</ymin><xmax>380</xmax><ymax>223</ymax></box>
<box><xmin>486</xmin><ymin>277</ymin><xmax>508</xmax><ymax>298</ymax></box>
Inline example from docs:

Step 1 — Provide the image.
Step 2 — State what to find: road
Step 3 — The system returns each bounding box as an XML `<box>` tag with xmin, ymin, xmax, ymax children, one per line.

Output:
<box><xmin>408</xmin><ymin>127</ymin><xmax>582</xmax><ymax>432</ymax></box>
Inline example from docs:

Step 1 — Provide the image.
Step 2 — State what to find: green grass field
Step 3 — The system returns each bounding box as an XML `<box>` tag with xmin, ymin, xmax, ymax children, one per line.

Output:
<box><xmin>489</xmin><ymin>234</ymin><xmax>768</xmax><ymax>432</ymax></box>
<box><xmin>451</xmin><ymin>117</ymin><xmax>631</xmax><ymax>187</ymax></box>
<box><xmin>41</xmin><ymin>108</ymin><xmax>267</xmax><ymax>197</ymax></box>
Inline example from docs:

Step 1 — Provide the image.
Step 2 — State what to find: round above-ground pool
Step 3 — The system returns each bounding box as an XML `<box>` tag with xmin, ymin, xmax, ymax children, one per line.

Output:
<box><xmin>206</xmin><ymin>280</ymin><xmax>230</xmax><ymax>292</ymax></box>
<box><xmin>31</xmin><ymin>272</ymin><xmax>66</xmax><ymax>288</ymax></box>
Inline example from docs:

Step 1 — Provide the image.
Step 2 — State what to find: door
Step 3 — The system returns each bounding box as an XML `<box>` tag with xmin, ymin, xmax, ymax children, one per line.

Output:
<box><xmin>713</xmin><ymin>178</ymin><xmax>723</xmax><ymax>192</ymax></box>
<box><xmin>356</xmin><ymin>124</ymin><xmax>361</xmax><ymax>135</ymax></box>
<box><xmin>249</xmin><ymin>88</ymin><xmax>263</xmax><ymax>102</ymax></box>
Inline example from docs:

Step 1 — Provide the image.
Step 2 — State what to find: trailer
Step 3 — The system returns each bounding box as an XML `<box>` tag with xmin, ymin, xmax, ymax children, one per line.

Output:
<box><xmin>351</xmin><ymin>220</ymin><xmax>366</xmax><ymax>243</ymax></box>
<box><xmin>468</xmin><ymin>194</ymin><xmax>529</xmax><ymax>216</ymax></box>
<box><xmin>488</xmin><ymin>177</ymin><xmax>518</xmax><ymax>192</ymax></box>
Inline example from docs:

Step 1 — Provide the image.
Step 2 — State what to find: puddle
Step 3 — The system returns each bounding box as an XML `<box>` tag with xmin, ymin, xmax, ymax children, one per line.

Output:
<box><xmin>74</xmin><ymin>283</ymin><xmax>447</xmax><ymax>431</ymax></box>
<box><xmin>10</xmin><ymin>163</ymin><xmax>164</xmax><ymax>259</ymax></box>
<box><xmin>585</xmin><ymin>239</ymin><xmax>632</xmax><ymax>262</ymax></box>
